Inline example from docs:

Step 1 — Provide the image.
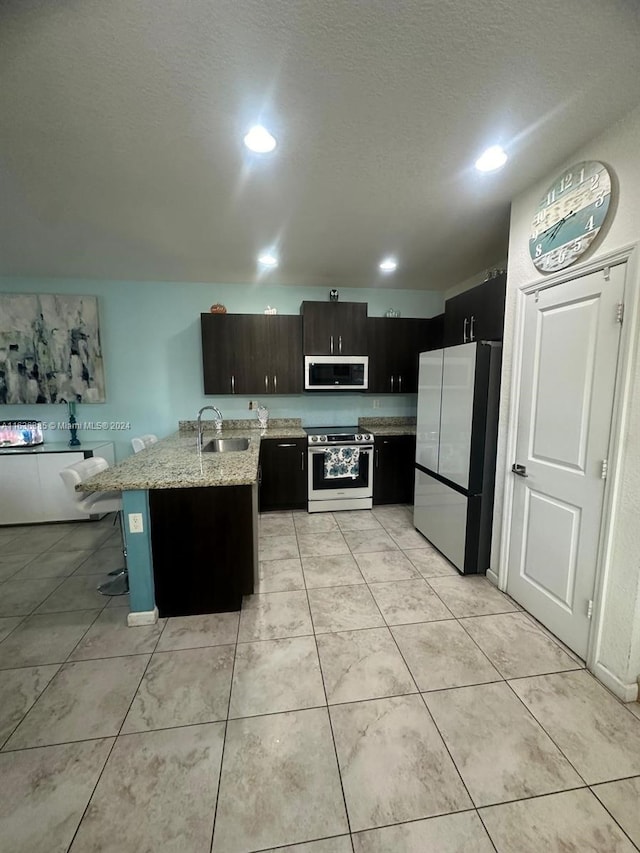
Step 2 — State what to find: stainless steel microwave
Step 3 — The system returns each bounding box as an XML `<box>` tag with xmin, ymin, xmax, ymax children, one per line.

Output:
<box><xmin>304</xmin><ymin>355</ymin><xmax>369</xmax><ymax>390</ymax></box>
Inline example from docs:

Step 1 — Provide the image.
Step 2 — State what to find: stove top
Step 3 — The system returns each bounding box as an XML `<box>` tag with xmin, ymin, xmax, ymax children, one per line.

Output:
<box><xmin>305</xmin><ymin>426</ymin><xmax>373</xmax><ymax>445</ymax></box>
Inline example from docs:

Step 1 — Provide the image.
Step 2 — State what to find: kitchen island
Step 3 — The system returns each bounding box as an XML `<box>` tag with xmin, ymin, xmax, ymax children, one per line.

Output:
<box><xmin>80</xmin><ymin>419</ymin><xmax>305</xmax><ymax>624</ymax></box>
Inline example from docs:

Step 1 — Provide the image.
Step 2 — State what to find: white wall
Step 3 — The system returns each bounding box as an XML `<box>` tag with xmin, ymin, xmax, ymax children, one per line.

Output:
<box><xmin>494</xmin><ymin>103</ymin><xmax>640</xmax><ymax>699</ymax></box>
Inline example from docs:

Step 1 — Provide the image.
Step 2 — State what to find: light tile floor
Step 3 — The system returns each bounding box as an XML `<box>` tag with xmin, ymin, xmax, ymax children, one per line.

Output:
<box><xmin>1</xmin><ymin>507</ymin><xmax>640</xmax><ymax>852</ymax></box>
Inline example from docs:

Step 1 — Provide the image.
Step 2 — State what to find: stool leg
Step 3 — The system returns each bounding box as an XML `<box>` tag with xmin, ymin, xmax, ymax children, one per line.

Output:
<box><xmin>97</xmin><ymin>511</ymin><xmax>129</xmax><ymax>596</ymax></box>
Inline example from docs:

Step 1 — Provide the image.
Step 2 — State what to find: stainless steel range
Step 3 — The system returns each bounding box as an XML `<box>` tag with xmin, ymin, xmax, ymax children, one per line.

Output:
<box><xmin>306</xmin><ymin>426</ymin><xmax>374</xmax><ymax>513</ymax></box>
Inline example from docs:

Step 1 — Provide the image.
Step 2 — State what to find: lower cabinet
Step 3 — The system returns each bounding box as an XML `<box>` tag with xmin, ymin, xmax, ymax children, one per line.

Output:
<box><xmin>373</xmin><ymin>435</ymin><xmax>416</xmax><ymax>505</ymax></box>
<box><xmin>150</xmin><ymin>484</ymin><xmax>257</xmax><ymax>617</ymax></box>
<box><xmin>259</xmin><ymin>438</ymin><xmax>308</xmax><ymax>512</ymax></box>
<box><xmin>0</xmin><ymin>443</ymin><xmax>115</xmax><ymax>525</ymax></box>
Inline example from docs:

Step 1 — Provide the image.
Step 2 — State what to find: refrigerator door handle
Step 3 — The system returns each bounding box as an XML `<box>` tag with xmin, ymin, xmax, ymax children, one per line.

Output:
<box><xmin>511</xmin><ymin>463</ymin><xmax>528</xmax><ymax>477</ymax></box>
<box><xmin>463</xmin><ymin>317</ymin><xmax>469</xmax><ymax>343</ymax></box>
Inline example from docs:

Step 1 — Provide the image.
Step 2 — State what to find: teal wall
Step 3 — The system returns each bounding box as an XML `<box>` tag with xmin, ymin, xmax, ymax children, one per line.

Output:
<box><xmin>0</xmin><ymin>277</ymin><xmax>444</xmax><ymax>458</ymax></box>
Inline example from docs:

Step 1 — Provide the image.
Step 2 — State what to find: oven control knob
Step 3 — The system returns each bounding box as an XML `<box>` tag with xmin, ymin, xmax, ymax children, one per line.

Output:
<box><xmin>320</xmin><ymin>435</ymin><xmax>327</xmax><ymax>442</ymax></box>
<box><xmin>310</xmin><ymin>436</ymin><xmax>316</xmax><ymax>443</ymax></box>
<box><xmin>366</xmin><ymin>434</ymin><xmax>372</xmax><ymax>441</ymax></box>
<box><xmin>356</xmin><ymin>434</ymin><xmax>362</xmax><ymax>441</ymax></box>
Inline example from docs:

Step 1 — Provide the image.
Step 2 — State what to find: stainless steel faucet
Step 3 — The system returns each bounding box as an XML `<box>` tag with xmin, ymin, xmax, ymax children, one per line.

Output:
<box><xmin>197</xmin><ymin>405</ymin><xmax>223</xmax><ymax>451</ymax></box>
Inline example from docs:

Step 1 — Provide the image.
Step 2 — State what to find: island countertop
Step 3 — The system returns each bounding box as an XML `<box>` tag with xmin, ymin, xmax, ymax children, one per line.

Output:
<box><xmin>79</xmin><ymin>425</ymin><xmax>307</xmax><ymax>492</ymax></box>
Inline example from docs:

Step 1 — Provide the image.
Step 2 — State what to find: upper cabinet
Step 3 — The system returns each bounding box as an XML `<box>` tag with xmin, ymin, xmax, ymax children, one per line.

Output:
<box><xmin>443</xmin><ymin>273</ymin><xmax>506</xmax><ymax>347</ymax></box>
<box><xmin>367</xmin><ymin>317</ymin><xmax>431</xmax><ymax>393</ymax></box>
<box><xmin>201</xmin><ymin>313</ymin><xmax>302</xmax><ymax>395</ymax></box>
<box><xmin>301</xmin><ymin>301</ymin><xmax>367</xmax><ymax>355</ymax></box>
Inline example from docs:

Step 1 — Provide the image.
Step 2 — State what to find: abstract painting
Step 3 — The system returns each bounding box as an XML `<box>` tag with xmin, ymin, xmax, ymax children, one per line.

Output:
<box><xmin>0</xmin><ymin>293</ymin><xmax>106</xmax><ymax>404</ymax></box>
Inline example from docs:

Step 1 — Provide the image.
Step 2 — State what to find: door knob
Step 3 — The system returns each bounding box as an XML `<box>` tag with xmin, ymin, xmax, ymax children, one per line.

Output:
<box><xmin>511</xmin><ymin>463</ymin><xmax>528</xmax><ymax>477</ymax></box>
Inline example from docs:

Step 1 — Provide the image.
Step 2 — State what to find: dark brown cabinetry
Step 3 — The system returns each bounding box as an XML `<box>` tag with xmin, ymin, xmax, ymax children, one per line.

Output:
<box><xmin>259</xmin><ymin>438</ymin><xmax>308</xmax><ymax>512</ymax></box>
<box><xmin>373</xmin><ymin>434</ymin><xmax>416</xmax><ymax>505</ymax></box>
<box><xmin>301</xmin><ymin>301</ymin><xmax>367</xmax><ymax>355</ymax></box>
<box><xmin>367</xmin><ymin>318</ymin><xmax>431</xmax><ymax>393</ymax></box>
<box><xmin>150</xmin><ymin>485</ymin><xmax>256</xmax><ymax>616</ymax></box>
<box><xmin>201</xmin><ymin>314</ymin><xmax>302</xmax><ymax>395</ymax></box>
<box><xmin>427</xmin><ymin>313</ymin><xmax>444</xmax><ymax>350</ymax></box>
<box><xmin>443</xmin><ymin>273</ymin><xmax>506</xmax><ymax>347</ymax></box>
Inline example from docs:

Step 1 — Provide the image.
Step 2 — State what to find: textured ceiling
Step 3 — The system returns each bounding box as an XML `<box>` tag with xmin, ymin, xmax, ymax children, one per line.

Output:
<box><xmin>1</xmin><ymin>0</ymin><xmax>639</xmax><ymax>290</ymax></box>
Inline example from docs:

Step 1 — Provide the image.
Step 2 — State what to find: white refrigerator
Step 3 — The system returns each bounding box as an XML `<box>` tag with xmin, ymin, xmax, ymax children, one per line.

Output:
<box><xmin>413</xmin><ymin>341</ymin><xmax>502</xmax><ymax>574</ymax></box>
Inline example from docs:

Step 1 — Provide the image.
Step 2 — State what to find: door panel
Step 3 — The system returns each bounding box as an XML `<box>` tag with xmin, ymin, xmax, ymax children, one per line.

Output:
<box><xmin>507</xmin><ymin>263</ymin><xmax>625</xmax><ymax>657</ymax></box>
<box><xmin>522</xmin><ymin>490</ymin><xmax>580</xmax><ymax>608</ymax></box>
<box><xmin>531</xmin><ymin>297</ymin><xmax>599</xmax><ymax>471</ymax></box>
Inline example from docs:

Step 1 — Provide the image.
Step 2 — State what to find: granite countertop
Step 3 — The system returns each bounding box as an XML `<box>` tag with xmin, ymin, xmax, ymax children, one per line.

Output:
<box><xmin>79</xmin><ymin>420</ymin><xmax>306</xmax><ymax>492</ymax></box>
<box><xmin>359</xmin><ymin>417</ymin><xmax>416</xmax><ymax>437</ymax></box>
<box><xmin>367</xmin><ymin>425</ymin><xmax>416</xmax><ymax>436</ymax></box>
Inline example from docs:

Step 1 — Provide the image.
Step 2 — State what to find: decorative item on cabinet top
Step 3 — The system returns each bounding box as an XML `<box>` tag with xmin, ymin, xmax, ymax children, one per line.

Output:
<box><xmin>210</xmin><ymin>303</ymin><xmax>227</xmax><ymax>314</ymax></box>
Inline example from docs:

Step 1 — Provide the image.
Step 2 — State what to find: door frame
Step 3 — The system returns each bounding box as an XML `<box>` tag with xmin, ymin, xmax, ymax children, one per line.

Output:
<box><xmin>495</xmin><ymin>242</ymin><xmax>640</xmax><ymax>698</ymax></box>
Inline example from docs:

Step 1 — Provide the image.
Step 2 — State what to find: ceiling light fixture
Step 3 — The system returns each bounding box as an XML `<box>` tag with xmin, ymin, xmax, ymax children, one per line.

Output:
<box><xmin>379</xmin><ymin>257</ymin><xmax>398</xmax><ymax>273</ymax></box>
<box><xmin>244</xmin><ymin>125</ymin><xmax>277</xmax><ymax>153</ymax></box>
<box><xmin>475</xmin><ymin>145</ymin><xmax>508</xmax><ymax>172</ymax></box>
<box><xmin>258</xmin><ymin>252</ymin><xmax>278</xmax><ymax>268</ymax></box>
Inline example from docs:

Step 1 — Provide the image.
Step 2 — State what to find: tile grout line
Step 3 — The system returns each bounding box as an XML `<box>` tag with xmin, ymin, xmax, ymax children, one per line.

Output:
<box><xmin>588</xmin><ymin>784</ymin><xmax>640</xmax><ymax>853</ymax></box>
<box><xmin>208</xmin><ymin>602</ymin><xmax>242</xmax><ymax>853</ymax></box>
<box><xmin>501</xmin><ymin>676</ymin><xmax>591</xmax><ymax>789</ymax></box>
<box><xmin>372</xmin><ymin>582</ymin><xmax>482</xmax><ymax>817</ymax></box>
<box><xmin>297</xmin><ymin>513</ymin><xmax>357</xmax><ymax>852</ymax></box>
<box><xmin>63</xmin><ymin>606</ymin><xmax>169</xmax><ymax>852</ymax></box>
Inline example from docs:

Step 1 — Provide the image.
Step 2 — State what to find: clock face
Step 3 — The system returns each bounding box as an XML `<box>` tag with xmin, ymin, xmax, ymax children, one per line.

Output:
<box><xmin>529</xmin><ymin>161</ymin><xmax>612</xmax><ymax>273</ymax></box>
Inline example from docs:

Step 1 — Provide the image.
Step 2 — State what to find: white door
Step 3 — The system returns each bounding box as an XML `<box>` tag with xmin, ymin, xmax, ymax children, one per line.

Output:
<box><xmin>507</xmin><ymin>263</ymin><xmax>625</xmax><ymax>658</ymax></box>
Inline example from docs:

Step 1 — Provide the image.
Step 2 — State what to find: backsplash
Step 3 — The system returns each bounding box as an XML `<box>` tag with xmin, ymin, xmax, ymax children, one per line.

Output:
<box><xmin>179</xmin><ymin>418</ymin><xmax>303</xmax><ymax>432</ymax></box>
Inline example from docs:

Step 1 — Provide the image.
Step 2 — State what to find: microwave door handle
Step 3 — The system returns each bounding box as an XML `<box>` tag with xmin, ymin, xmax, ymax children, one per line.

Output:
<box><xmin>339</xmin><ymin>335</ymin><xmax>342</xmax><ymax>354</ymax></box>
<box><xmin>330</xmin><ymin>335</ymin><xmax>334</xmax><ymax>354</ymax></box>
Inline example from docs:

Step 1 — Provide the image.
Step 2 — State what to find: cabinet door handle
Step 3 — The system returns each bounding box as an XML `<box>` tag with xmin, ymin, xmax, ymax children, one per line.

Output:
<box><xmin>301</xmin><ymin>451</ymin><xmax>305</xmax><ymax>471</ymax></box>
<box><xmin>339</xmin><ymin>335</ymin><xmax>342</xmax><ymax>354</ymax></box>
<box><xmin>375</xmin><ymin>449</ymin><xmax>379</xmax><ymax>468</ymax></box>
<box><xmin>463</xmin><ymin>318</ymin><xmax>468</xmax><ymax>343</ymax></box>
<box><xmin>330</xmin><ymin>335</ymin><xmax>334</xmax><ymax>354</ymax></box>
<box><xmin>273</xmin><ymin>374</ymin><xmax>277</xmax><ymax>393</ymax></box>
<box><xmin>398</xmin><ymin>375</ymin><xmax>402</xmax><ymax>392</ymax></box>
<box><xmin>231</xmin><ymin>374</ymin><xmax>235</xmax><ymax>393</ymax></box>
<box><xmin>258</xmin><ymin>463</ymin><xmax>262</xmax><ymax>486</ymax></box>
<box><xmin>390</xmin><ymin>375</ymin><xmax>394</xmax><ymax>392</ymax></box>
<box><xmin>277</xmin><ymin>443</ymin><xmax>296</xmax><ymax>447</ymax></box>
<box><xmin>265</xmin><ymin>374</ymin><xmax>269</xmax><ymax>392</ymax></box>
<box><xmin>470</xmin><ymin>315</ymin><xmax>476</xmax><ymax>340</ymax></box>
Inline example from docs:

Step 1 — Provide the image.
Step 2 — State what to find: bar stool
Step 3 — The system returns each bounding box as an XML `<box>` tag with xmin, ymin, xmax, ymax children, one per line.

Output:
<box><xmin>59</xmin><ymin>457</ymin><xmax>128</xmax><ymax>596</ymax></box>
<box><xmin>131</xmin><ymin>434</ymin><xmax>158</xmax><ymax>453</ymax></box>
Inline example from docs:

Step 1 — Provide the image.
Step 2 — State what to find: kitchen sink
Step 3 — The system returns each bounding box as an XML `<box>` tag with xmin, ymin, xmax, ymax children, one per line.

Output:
<box><xmin>202</xmin><ymin>437</ymin><xmax>250</xmax><ymax>453</ymax></box>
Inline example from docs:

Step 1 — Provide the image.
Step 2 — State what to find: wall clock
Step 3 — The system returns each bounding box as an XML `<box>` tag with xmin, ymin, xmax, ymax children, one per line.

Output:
<box><xmin>529</xmin><ymin>160</ymin><xmax>612</xmax><ymax>273</ymax></box>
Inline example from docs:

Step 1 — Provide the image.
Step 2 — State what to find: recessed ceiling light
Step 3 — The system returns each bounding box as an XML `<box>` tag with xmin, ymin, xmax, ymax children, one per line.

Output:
<box><xmin>379</xmin><ymin>257</ymin><xmax>398</xmax><ymax>273</ymax></box>
<box><xmin>475</xmin><ymin>145</ymin><xmax>507</xmax><ymax>172</ymax></box>
<box><xmin>244</xmin><ymin>125</ymin><xmax>277</xmax><ymax>153</ymax></box>
<box><xmin>258</xmin><ymin>252</ymin><xmax>278</xmax><ymax>268</ymax></box>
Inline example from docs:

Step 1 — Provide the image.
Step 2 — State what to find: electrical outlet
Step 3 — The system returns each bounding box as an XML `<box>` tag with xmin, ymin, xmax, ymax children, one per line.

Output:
<box><xmin>373</xmin><ymin>399</ymin><xmax>380</xmax><ymax>409</ymax></box>
<box><xmin>128</xmin><ymin>512</ymin><xmax>144</xmax><ymax>534</ymax></box>
<box><xmin>248</xmin><ymin>400</ymin><xmax>259</xmax><ymax>410</ymax></box>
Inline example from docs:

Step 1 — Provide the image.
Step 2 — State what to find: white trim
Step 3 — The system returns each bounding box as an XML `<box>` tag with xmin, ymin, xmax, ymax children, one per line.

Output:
<box><xmin>127</xmin><ymin>607</ymin><xmax>159</xmax><ymax>626</ymax></box>
<box><xmin>588</xmin><ymin>244</ymin><xmax>640</xmax><ymax>677</ymax></box>
<box><xmin>496</xmin><ymin>283</ymin><xmax>526</xmax><ymax>592</ymax></box>
<box><xmin>592</xmin><ymin>660</ymin><xmax>639</xmax><ymax>703</ymax></box>
<box><xmin>497</xmin><ymin>243</ymin><xmax>638</xmax><ymax>684</ymax></box>
<box><xmin>486</xmin><ymin>568</ymin><xmax>499</xmax><ymax>586</ymax></box>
